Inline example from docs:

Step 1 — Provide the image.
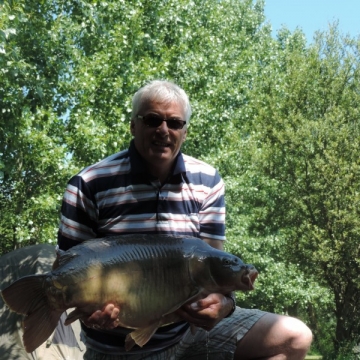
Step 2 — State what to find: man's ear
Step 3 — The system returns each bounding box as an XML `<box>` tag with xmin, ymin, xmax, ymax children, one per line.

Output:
<box><xmin>182</xmin><ymin>129</ymin><xmax>187</xmax><ymax>143</ymax></box>
<box><xmin>130</xmin><ymin>120</ymin><xmax>135</xmax><ymax>136</ymax></box>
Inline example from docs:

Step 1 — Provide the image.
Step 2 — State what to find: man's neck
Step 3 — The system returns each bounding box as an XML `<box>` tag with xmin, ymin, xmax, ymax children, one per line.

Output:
<box><xmin>147</xmin><ymin>165</ymin><xmax>171</xmax><ymax>184</ymax></box>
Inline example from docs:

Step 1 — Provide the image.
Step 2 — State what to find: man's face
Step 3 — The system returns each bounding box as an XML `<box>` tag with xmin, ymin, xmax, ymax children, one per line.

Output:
<box><xmin>130</xmin><ymin>99</ymin><xmax>187</xmax><ymax>174</ymax></box>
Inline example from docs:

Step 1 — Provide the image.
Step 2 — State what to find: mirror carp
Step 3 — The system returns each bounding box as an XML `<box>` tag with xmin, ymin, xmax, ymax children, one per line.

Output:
<box><xmin>1</xmin><ymin>234</ymin><xmax>258</xmax><ymax>353</ymax></box>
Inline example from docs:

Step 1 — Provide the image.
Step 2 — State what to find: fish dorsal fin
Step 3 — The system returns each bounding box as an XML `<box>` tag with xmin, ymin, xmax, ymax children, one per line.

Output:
<box><xmin>56</xmin><ymin>247</ymin><xmax>79</xmax><ymax>267</ymax></box>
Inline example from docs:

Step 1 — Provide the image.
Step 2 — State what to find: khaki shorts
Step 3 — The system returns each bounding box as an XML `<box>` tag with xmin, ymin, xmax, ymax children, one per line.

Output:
<box><xmin>84</xmin><ymin>308</ymin><xmax>266</xmax><ymax>360</ymax></box>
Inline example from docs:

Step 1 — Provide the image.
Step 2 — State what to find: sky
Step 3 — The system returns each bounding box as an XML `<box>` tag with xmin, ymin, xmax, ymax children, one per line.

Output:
<box><xmin>264</xmin><ymin>0</ymin><xmax>360</xmax><ymax>43</ymax></box>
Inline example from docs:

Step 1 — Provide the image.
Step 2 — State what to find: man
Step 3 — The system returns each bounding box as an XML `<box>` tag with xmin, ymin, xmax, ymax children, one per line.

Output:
<box><xmin>58</xmin><ymin>80</ymin><xmax>312</xmax><ymax>359</ymax></box>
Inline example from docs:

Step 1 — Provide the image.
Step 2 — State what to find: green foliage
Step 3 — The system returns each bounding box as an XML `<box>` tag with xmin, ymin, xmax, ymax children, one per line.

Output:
<box><xmin>1</xmin><ymin>0</ymin><xmax>268</xmax><ymax>246</ymax></box>
<box><xmin>239</xmin><ymin>25</ymin><xmax>360</xmax><ymax>355</ymax></box>
<box><xmin>1</xmin><ymin>0</ymin><xmax>77</xmax><ymax>250</ymax></box>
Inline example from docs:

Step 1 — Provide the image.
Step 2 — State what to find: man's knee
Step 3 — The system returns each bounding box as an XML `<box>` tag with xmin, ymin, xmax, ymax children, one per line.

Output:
<box><xmin>282</xmin><ymin>316</ymin><xmax>313</xmax><ymax>352</ymax></box>
<box><xmin>268</xmin><ymin>315</ymin><xmax>313</xmax><ymax>358</ymax></box>
<box><xmin>235</xmin><ymin>313</ymin><xmax>313</xmax><ymax>359</ymax></box>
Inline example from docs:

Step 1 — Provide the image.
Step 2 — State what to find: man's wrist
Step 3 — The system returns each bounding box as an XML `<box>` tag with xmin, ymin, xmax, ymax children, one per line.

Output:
<box><xmin>225</xmin><ymin>292</ymin><xmax>236</xmax><ymax>318</ymax></box>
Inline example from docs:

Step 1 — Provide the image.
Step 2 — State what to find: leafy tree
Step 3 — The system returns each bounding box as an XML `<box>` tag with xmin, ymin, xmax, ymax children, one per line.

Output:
<box><xmin>1</xmin><ymin>0</ymin><xmax>269</xmax><ymax>251</ymax></box>
<box><xmin>63</xmin><ymin>0</ymin><xmax>269</xmax><ymax>166</ymax></box>
<box><xmin>1</xmin><ymin>1</ymin><xmax>74</xmax><ymax>251</ymax></box>
<box><xmin>240</xmin><ymin>25</ymin><xmax>360</xmax><ymax>356</ymax></box>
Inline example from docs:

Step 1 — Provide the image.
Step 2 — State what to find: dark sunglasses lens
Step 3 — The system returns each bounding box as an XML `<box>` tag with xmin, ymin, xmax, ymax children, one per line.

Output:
<box><xmin>166</xmin><ymin>119</ymin><xmax>185</xmax><ymax>130</ymax></box>
<box><xmin>143</xmin><ymin>114</ymin><xmax>163</xmax><ymax>127</ymax></box>
<box><xmin>142</xmin><ymin>114</ymin><xmax>185</xmax><ymax>130</ymax></box>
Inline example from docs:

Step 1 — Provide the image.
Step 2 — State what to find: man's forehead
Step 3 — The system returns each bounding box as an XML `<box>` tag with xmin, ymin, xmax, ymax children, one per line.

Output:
<box><xmin>139</xmin><ymin>98</ymin><xmax>185</xmax><ymax>116</ymax></box>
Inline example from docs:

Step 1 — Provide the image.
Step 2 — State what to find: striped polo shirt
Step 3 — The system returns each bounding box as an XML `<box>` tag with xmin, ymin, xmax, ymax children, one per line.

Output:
<box><xmin>58</xmin><ymin>140</ymin><xmax>225</xmax><ymax>251</ymax></box>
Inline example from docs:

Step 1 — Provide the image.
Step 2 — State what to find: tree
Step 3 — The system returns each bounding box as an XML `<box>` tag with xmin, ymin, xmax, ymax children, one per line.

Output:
<box><xmin>0</xmin><ymin>0</ymin><xmax>78</xmax><ymax>251</ymax></box>
<box><xmin>240</xmin><ymin>25</ymin><xmax>360</xmax><ymax>355</ymax></box>
<box><xmin>1</xmin><ymin>0</ymin><xmax>269</xmax><ymax>250</ymax></box>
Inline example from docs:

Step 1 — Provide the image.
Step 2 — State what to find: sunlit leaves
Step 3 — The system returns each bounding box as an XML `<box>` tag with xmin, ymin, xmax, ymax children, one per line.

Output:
<box><xmin>239</xmin><ymin>25</ymin><xmax>360</xmax><ymax>352</ymax></box>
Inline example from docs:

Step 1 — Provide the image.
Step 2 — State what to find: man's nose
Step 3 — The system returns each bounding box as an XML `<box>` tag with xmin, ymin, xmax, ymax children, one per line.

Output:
<box><xmin>156</xmin><ymin>120</ymin><xmax>169</xmax><ymax>134</ymax></box>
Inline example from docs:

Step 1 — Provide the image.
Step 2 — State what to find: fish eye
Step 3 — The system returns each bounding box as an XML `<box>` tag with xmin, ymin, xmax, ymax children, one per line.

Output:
<box><xmin>223</xmin><ymin>258</ymin><xmax>232</xmax><ymax>266</ymax></box>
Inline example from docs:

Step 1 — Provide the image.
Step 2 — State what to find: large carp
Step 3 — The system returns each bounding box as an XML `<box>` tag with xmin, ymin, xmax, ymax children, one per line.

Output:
<box><xmin>1</xmin><ymin>234</ymin><xmax>258</xmax><ymax>353</ymax></box>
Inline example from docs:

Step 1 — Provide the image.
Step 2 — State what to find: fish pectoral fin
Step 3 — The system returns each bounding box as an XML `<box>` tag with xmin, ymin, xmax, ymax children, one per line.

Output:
<box><xmin>159</xmin><ymin>312</ymin><xmax>182</xmax><ymax>326</ymax></box>
<box><xmin>162</xmin><ymin>289</ymin><xmax>202</xmax><ymax>317</ymax></box>
<box><xmin>124</xmin><ymin>334</ymin><xmax>136</xmax><ymax>351</ymax></box>
<box><xmin>64</xmin><ymin>308</ymin><xmax>84</xmax><ymax>325</ymax></box>
<box><xmin>125</xmin><ymin>322</ymin><xmax>160</xmax><ymax>351</ymax></box>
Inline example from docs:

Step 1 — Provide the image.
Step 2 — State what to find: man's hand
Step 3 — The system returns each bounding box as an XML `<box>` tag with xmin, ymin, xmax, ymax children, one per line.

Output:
<box><xmin>81</xmin><ymin>304</ymin><xmax>120</xmax><ymax>330</ymax></box>
<box><xmin>176</xmin><ymin>293</ymin><xmax>233</xmax><ymax>331</ymax></box>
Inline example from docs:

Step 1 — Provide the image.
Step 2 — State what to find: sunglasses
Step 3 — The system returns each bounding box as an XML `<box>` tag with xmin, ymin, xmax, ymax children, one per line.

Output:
<box><xmin>136</xmin><ymin>114</ymin><xmax>186</xmax><ymax>130</ymax></box>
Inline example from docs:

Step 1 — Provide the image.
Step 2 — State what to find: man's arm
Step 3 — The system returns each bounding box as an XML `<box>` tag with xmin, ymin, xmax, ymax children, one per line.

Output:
<box><xmin>202</xmin><ymin>237</ymin><xmax>224</xmax><ymax>250</ymax></box>
<box><xmin>57</xmin><ymin>175</ymin><xmax>98</xmax><ymax>250</ymax></box>
<box><xmin>176</xmin><ymin>292</ymin><xmax>235</xmax><ymax>331</ymax></box>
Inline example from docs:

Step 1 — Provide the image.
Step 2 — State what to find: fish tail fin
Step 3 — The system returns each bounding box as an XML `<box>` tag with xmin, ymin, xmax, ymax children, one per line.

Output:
<box><xmin>23</xmin><ymin>305</ymin><xmax>62</xmax><ymax>353</ymax></box>
<box><xmin>1</xmin><ymin>275</ymin><xmax>62</xmax><ymax>353</ymax></box>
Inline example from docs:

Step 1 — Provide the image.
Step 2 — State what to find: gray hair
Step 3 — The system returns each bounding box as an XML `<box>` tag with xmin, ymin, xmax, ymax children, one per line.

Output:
<box><xmin>131</xmin><ymin>80</ymin><xmax>192</xmax><ymax>125</ymax></box>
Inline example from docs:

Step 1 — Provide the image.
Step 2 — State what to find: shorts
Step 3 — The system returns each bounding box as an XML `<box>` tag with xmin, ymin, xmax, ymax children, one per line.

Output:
<box><xmin>84</xmin><ymin>308</ymin><xmax>266</xmax><ymax>360</ymax></box>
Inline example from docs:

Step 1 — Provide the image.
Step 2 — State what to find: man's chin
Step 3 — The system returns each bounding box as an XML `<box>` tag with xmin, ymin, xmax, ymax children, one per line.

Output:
<box><xmin>149</xmin><ymin>147</ymin><xmax>172</xmax><ymax>158</ymax></box>
<box><xmin>148</xmin><ymin>153</ymin><xmax>174</xmax><ymax>166</ymax></box>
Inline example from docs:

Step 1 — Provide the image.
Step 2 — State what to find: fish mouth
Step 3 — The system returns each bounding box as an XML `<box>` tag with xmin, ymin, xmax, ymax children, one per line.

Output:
<box><xmin>242</xmin><ymin>267</ymin><xmax>258</xmax><ymax>290</ymax></box>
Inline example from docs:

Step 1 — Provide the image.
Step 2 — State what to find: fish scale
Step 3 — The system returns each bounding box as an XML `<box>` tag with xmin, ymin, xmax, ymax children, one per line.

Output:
<box><xmin>119</xmin><ymin>244</ymin><xmax>193</xmax><ymax>322</ymax></box>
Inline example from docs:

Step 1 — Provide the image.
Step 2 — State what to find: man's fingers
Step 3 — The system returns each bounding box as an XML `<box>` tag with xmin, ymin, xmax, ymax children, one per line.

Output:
<box><xmin>109</xmin><ymin>305</ymin><xmax>120</xmax><ymax>320</ymax></box>
<box><xmin>82</xmin><ymin>304</ymin><xmax>120</xmax><ymax>329</ymax></box>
